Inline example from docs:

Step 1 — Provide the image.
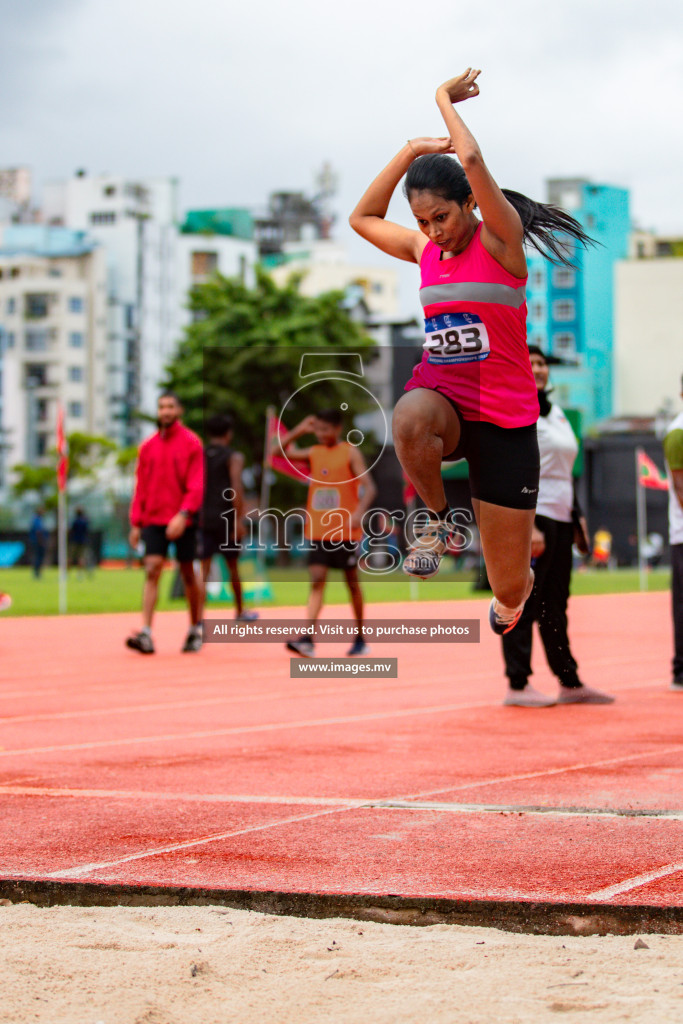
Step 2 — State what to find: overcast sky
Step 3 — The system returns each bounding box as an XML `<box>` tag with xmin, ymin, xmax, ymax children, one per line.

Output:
<box><xmin>3</xmin><ymin>0</ymin><xmax>682</xmax><ymax>312</ymax></box>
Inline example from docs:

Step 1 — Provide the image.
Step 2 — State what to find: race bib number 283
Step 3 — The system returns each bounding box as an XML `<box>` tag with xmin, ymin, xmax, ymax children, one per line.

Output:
<box><xmin>423</xmin><ymin>312</ymin><xmax>490</xmax><ymax>364</ymax></box>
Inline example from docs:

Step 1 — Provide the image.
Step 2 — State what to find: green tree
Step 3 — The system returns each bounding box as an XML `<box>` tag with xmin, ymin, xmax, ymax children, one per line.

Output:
<box><xmin>163</xmin><ymin>267</ymin><xmax>378</xmax><ymax>501</ymax></box>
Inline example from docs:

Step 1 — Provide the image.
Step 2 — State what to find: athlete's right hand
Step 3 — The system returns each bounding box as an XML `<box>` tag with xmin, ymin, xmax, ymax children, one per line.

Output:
<box><xmin>531</xmin><ymin>525</ymin><xmax>545</xmax><ymax>560</ymax></box>
<box><xmin>408</xmin><ymin>137</ymin><xmax>454</xmax><ymax>157</ymax></box>
<box><xmin>296</xmin><ymin>415</ymin><xmax>318</xmax><ymax>435</ymax></box>
<box><xmin>436</xmin><ymin>69</ymin><xmax>481</xmax><ymax>105</ymax></box>
<box><xmin>129</xmin><ymin>526</ymin><xmax>140</xmax><ymax>549</ymax></box>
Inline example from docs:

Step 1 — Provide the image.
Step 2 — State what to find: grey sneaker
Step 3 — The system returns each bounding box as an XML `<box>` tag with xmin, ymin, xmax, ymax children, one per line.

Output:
<box><xmin>286</xmin><ymin>634</ymin><xmax>315</xmax><ymax>657</ymax></box>
<box><xmin>126</xmin><ymin>631</ymin><xmax>155</xmax><ymax>654</ymax></box>
<box><xmin>181</xmin><ymin>629</ymin><xmax>203</xmax><ymax>653</ymax></box>
<box><xmin>504</xmin><ymin>685</ymin><xmax>556</xmax><ymax>708</ymax></box>
<box><xmin>557</xmin><ymin>684</ymin><xmax>615</xmax><ymax>704</ymax></box>
<box><xmin>236</xmin><ymin>609</ymin><xmax>259</xmax><ymax>622</ymax></box>
<box><xmin>403</xmin><ymin>519</ymin><xmax>454</xmax><ymax>579</ymax></box>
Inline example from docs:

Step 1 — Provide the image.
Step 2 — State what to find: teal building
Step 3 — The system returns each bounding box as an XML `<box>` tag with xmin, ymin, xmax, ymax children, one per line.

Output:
<box><xmin>525</xmin><ymin>179</ymin><xmax>630</xmax><ymax>428</ymax></box>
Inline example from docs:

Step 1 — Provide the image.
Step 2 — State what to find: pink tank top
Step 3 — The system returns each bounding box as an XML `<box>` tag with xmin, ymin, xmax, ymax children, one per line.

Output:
<box><xmin>405</xmin><ymin>224</ymin><xmax>539</xmax><ymax>428</ymax></box>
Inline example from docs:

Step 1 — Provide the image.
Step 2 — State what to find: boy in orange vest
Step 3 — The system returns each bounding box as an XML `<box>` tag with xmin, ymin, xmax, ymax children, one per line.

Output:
<box><xmin>275</xmin><ymin>409</ymin><xmax>377</xmax><ymax>656</ymax></box>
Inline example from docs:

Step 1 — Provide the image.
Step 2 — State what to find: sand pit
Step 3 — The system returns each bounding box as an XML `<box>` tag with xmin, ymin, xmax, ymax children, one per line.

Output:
<box><xmin>1</xmin><ymin>903</ymin><xmax>682</xmax><ymax>1023</ymax></box>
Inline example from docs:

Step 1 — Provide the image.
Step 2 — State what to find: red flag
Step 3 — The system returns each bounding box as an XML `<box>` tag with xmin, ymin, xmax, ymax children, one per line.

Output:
<box><xmin>267</xmin><ymin>413</ymin><xmax>310</xmax><ymax>483</ymax></box>
<box><xmin>637</xmin><ymin>449</ymin><xmax>669</xmax><ymax>491</ymax></box>
<box><xmin>56</xmin><ymin>403</ymin><xmax>69</xmax><ymax>492</ymax></box>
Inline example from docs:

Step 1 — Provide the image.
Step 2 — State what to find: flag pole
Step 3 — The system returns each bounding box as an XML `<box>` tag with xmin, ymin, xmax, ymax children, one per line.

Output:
<box><xmin>258</xmin><ymin>406</ymin><xmax>277</xmax><ymax>573</ymax></box>
<box><xmin>56</xmin><ymin>402</ymin><xmax>69</xmax><ymax>614</ymax></box>
<box><xmin>58</xmin><ymin>486</ymin><xmax>68</xmax><ymax>613</ymax></box>
<box><xmin>635</xmin><ymin>447</ymin><xmax>648</xmax><ymax>593</ymax></box>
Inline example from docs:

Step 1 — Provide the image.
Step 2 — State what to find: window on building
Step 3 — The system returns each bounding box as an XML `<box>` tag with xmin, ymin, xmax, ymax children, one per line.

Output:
<box><xmin>25</xmin><ymin>293</ymin><xmax>50</xmax><ymax>319</ymax></box>
<box><xmin>69</xmin><ymin>297</ymin><xmax>84</xmax><ymax>314</ymax></box>
<box><xmin>6</xmin><ymin>297</ymin><xmax>15</xmax><ymax>315</ymax></box>
<box><xmin>36</xmin><ymin>398</ymin><xmax>49</xmax><ymax>422</ymax></box>
<box><xmin>552</xmin><ymin>332</ymin><xmax>576</xmax><ymax>357</ymax></box>
<box><xmin>531</xmin><ymin>269</ymin><xmax>544</xmax><ymax>289</ymax></box>
<box><xmin>5</xmin><ymin>332</ymin><xmax>15</xmax><ymax>348</ymax></box>
<box><xmin>36</xmin><ymin>434</ymin><xmax>48</xmax><ymax>457</ymax></box>
<box><xmin>90</xmin><ymin>212</ymin><xmax>117</xmax><ymax>225</ymax></box>
<box><xmin>125</xmin><ymin>304</ymin><xmax>135</xmax><ymax>330</ymax></box>
<box><xmin>25</xmin><ymin>364</ymin><xmax>48</xmax><ymax>387</ymax></box>
<box><xmin>552</xmin><ymin>267</ymin><xmax>576</xmax><ymax>288</ymax></box>
<box><xmin>68</xmin><ymin>366</ymin><xmax>84</xmax><ymax>382</ymax></box>
<box><xmin>530</xmin><ymin>302</ymin><xmax>545</xmax><ymax>321</ymax></box>
<box><xmin>552</xmin><ymin>299</ymin><xmax>576</xmax><ymax>322</ymax></box>
<box><xmin>191</xmin><ymin>251</ymin><xmax>218</xmax><ymax>277</ymax></box>
<box><xmin>68</xmin><ymin>401</ymin><xmax>84</xmax><ymax>418</ymax></box>
<box><xmin>25</xmin><ymin>329</ymin><xmax>49</xmax><ymax>351</ymax></box>
<box><xmin>69</xmin><ymin>332</ymin><xmax>85</xmax><ymax>348</ymax></box>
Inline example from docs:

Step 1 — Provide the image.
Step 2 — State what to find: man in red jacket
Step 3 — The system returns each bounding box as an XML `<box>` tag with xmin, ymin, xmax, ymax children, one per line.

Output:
<box><xmin>127</xmin><ymin>392</ymin><xmax>204</xmax><ymax>653</ymax></box>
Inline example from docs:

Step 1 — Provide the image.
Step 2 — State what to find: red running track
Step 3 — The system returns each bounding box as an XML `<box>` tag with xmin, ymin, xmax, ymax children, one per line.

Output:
<box><xmin>1</xmin><ymin>591</ymin><xmax>682</xmax><ymax>915</ymax></box>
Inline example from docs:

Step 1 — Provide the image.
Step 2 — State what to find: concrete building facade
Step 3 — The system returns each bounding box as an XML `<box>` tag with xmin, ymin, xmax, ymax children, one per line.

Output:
<box><xmin>0</xmin><ymin>226</ymin><xmax>108</xmax><ymax>490</ymax></box>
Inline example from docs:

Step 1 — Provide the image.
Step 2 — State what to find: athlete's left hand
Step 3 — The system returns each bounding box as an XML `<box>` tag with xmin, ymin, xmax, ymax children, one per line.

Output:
<box><xmin>436</xmin><ymin>68</ymin><xmax>481</xmax><ymax>105</ymax></box>
<box><xmin>166</xmin><ymin>513</ymin><xmax>187</xmax><ymax>540</ymax></box>
<box><xmin>574</xmin><ymin>516</ymin><xmax>590</xmax><ymax>555</ymax></box>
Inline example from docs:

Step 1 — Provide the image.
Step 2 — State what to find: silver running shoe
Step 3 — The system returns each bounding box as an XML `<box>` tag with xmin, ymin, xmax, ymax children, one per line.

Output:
<box><xmin>403</xmin><ymin>519</ymin><xmax>454</xmax><ymax>579</ymax></box>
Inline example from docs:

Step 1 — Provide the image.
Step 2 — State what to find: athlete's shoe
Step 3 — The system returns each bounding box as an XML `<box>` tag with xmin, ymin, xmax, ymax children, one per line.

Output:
<box><xmin>403</xmin><ymin>519</ymin><xmax>454</xmax><ymax>579</ymax></box>
<box><xmin>0</xmin><ymin>593</ymin><xmax>12</xmax><ymax>612</ymax></box>
<box><xmin>346</xmin><ymin>637</ymin><xmax>370</xmax><ymax>656</ymax></box>
<box><xmin>126</xmin><ymin>631</ymin><xmax>155</xmax><ymax>654</ymax></box>
<box><xmin>503</xmin><ymin>685</ymin><xmax>556</xmax><ymax>708</ymax></box>
<box><xmin>556</xmin><ymin>684</ymin><xmax>615</xmax><ymax>704</ymax></box>
<box><xmin>489</xmin><ymin>600</ymin><xmax>525</xmax><ymax>635</ymax></box>
<box><xmin>489</xmin><ymin>572</ymin><xmax>534</xmax><ymax>636</ymax></box>
<box><xmin>236</xmin><ymin>609</ymin><xmax>259</xmax><ymax>622</ymax></box>
<box><xmin>671</xmin><ymin>678</ymin><xmax>683</xmax><ymax>693</ymax></box>
<box><xmin>286</xmin><ymin>634</ymin><xmax>315</xmax><ymax>657</ymax></box>
<box><xmin>181</xmin><ymin>628</ymin><xmax>203</xmax><ymax>653</ymax></box>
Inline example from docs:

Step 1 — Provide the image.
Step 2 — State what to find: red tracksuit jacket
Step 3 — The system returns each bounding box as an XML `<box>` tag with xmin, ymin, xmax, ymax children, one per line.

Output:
<box><xmin>129</xmin><ymin>421</ymin><xmax>204</xmax><ymax>527</ymax></box>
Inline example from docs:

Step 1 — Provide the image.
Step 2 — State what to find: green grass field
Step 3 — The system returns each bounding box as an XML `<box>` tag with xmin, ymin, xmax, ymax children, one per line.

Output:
<box><xmin>0</xmin><ymin>563</ymin><xmax>670</xmax><ymax>617</ymax></box>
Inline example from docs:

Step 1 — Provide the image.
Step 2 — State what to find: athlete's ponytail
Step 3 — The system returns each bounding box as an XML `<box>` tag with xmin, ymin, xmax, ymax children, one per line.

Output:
<box><xmin>404</xmin><ymin>155</ymin><xmax>593</xmax><ymax>267</ymax></box>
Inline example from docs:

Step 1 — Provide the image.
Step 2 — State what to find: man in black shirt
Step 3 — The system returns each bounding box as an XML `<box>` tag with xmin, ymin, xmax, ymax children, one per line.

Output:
<box><xmin>200</xmin><ymin>414</ymin><xmax>258</xmax><ymax>623</ymax></box>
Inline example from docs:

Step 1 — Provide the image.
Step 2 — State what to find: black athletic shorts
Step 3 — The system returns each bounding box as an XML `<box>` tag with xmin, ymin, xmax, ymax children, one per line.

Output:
<box><xmin>141</xmin><ymin>524</ymin><xmax>197</xmax><ymax>563</ymax></box>
<box><xmin>308</xmin><ymin>540</ymin><xmax>359</xmax><ymax>571</ymax></box>
<box><xmin>198</xmin><ymin>527</ymin><xmax>240</xmax><ymax>561</ymax></box>
<box><xmin>437</xmin><ymin>392</ymin><xmax>540</xmax><ymax>510</ymax></box>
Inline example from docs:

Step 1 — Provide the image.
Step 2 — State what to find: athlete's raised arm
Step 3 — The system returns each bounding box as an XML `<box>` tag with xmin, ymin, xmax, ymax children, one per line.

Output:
<box><xmin>349</xmin><ymin>138</ymin><xmax>454</xmax><ymax>263</ymax></box>
<box><xmin>435</xmin><ymin>70</ymin><xmax>525</xmax><ymax>272</ymax></box>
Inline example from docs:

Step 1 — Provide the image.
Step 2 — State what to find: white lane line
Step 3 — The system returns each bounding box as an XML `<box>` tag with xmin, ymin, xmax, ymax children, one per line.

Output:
<box><xmin>588</xmin><ymin>862</ymin><xmax>683</xmax><ymax>901</ymax></box>
<box><xmin>0</xmin><ymin>676</ymin><xmax>432</xmax><ymax>726</ymax></box>
<box><xmin>43</xmin><ymin>807</ymin><xmax>343</xmax><ymax>880</ymax></box>
<box><xmin>0</xmin><ymin>699</ymin><xmax>498</xmax><ymax>758</ymax></box>
<box><xmin>0</xmin><ymin>653</ymin><xmax>666</xmax><ymax>707</ymax></box>
<box><xmin>0</xmin><ymin>786</ymin><xmax>367</xmax><ymax>807</ymax></box>
<box><xmin>1</xmin><ymin>785</ymin><xmax>680</xmax><ymax>821</ymax></box>
<box><xmin>394</xmin><ymin>744</ymin><xmax>683</xmax><ymax>802</ymax></box>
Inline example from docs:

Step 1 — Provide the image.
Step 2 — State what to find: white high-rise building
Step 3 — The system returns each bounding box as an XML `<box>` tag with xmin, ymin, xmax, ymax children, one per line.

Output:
<box><xmin>43</xmin><ymin>174</ymin><xmax>259</xmax><ymax>441</ymax></box>
<box><xmin>43</xmin><ymin>173</ymin><xmax>179</xmax><ymax>444</ymax></box>
<box><xmin>0</xmin><ymin>226</ymin><xmax>107</xmax><ymax>490</ymax></box>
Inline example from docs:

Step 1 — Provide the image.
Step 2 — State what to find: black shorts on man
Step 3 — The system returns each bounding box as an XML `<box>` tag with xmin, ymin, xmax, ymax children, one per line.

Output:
<box><xmin>308</xmin><ymin>540</ymin><xmax>359</xmax><ymax>571</ymax></box>
<box><xmin>142</xmin><ymin>524</ymin><xmax>197</xmax><ymax>563</ymax></box>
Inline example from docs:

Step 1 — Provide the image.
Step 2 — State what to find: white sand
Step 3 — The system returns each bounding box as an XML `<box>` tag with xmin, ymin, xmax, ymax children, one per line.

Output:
<box><xmin>1</xmin><ymin>903</ymin><xmax>682</xmax><ymax>1023</ymax></box>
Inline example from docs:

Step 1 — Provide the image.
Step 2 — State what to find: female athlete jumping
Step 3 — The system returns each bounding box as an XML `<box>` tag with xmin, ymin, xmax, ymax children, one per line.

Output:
<box><xmin>350</xmin><ymin>68</ymin><xmax>591</xmax><ymax>634</ymax></box>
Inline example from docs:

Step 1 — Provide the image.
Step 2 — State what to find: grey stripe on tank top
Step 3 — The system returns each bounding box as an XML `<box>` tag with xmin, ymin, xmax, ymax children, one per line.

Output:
<box><xmin>420</xmin><ymin>282</ymin><xmax>527</xmax><ymax>309</ymax></box>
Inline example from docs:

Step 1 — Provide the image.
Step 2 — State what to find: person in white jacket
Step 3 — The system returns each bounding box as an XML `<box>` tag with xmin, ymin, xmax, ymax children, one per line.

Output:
<box><xmin>501</xmin><ymin>347</ymin><xmax>615</xmax><ymax>707</ymax></box>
